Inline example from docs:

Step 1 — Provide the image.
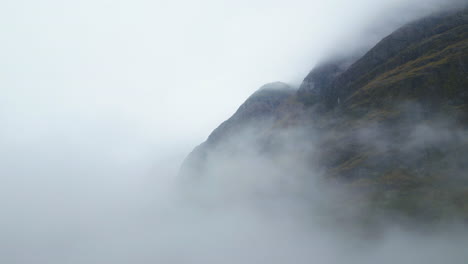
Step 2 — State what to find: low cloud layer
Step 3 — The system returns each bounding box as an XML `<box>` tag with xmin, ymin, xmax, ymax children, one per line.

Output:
<box><xmin>3</xmin><ymin>122</ymin><xmax>468</xmax><ymax>264</ymax></box>
<box><xmin>1</xmin><ymin>0</ymin><xmax>468</xmax><ymax>263</ymax></box>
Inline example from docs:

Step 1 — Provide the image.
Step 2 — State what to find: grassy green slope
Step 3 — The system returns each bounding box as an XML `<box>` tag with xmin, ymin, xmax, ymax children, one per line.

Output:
<box><xmin>310</xmin><ymin>10</ymin><xmax>468</xmax><ymax>223</ymax></box>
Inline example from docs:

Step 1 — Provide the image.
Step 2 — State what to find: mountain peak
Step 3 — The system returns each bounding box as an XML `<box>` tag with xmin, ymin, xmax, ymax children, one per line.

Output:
<box><xmin>258</xmin><ymin>81</ymin><xmax>293</xmax><ymax>91</ymax></box>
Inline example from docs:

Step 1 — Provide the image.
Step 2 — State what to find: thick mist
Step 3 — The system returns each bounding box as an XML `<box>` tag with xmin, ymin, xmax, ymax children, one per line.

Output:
<box><xmin>4</xmin><ymin>115</ymin><xmax>468</xmax><ymax>263</ymax></box>
<box><xmin>2</xmin><ymin>0</ymin><xmax>468</xmax><ymax>263</ymax></box>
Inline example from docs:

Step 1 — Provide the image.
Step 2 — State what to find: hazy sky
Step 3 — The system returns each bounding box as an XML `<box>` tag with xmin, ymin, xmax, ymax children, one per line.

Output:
<box><xmin>1</xmin><ymin>0</ymin><xmax>463</xmax><ymax>155</ymax></box>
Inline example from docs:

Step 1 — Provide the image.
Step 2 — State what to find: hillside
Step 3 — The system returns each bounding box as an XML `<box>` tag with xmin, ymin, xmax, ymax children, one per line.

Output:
<box><xmin>181</xmin><ymin>8</ymin><xmax>468</xmax><ymax>224</ymax></box>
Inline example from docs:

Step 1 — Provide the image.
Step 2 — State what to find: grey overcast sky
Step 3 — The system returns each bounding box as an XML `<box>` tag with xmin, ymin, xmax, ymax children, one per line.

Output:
<box><xmin>1</xmin><ymin>0</ymin><xmax>464</xmax><ymax>157</ymax></box>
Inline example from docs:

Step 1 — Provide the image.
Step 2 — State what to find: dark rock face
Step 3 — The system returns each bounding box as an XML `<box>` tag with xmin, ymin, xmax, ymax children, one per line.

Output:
<box><xmin>297</xmin><ymin>58</ymin><xmax>353</xmax><ymax>106</ymax></box>
<box><xmin>181</xmin><ymin>8</ymin><xmax>468</xmax><ymax>221</ymax></box>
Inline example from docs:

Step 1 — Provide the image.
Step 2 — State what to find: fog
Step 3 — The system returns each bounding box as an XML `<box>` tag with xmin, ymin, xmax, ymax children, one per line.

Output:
<box><xmin>1</xmin><ymin>0</ymin><xmax>468</xmax><ymax>263</ymax></box>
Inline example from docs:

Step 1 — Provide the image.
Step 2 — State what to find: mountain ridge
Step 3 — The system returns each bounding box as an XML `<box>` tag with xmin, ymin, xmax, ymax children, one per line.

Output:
<box><xmin>180</xmin><ymin>7</ymin><xmax>468</xmax><ymax>223</ymax></box>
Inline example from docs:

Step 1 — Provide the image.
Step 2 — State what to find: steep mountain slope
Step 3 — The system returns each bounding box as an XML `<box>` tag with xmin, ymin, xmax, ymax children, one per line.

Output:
<box><xmin>297</xmin><ymin>8</ymin><xmax>468</xmax><ymax>221</ymax></box>
<box><xmin>299</xmin><ymin>9</ymin><xmax>468</xmax><ymax>112</ymax></box>
<box><xmin>179</xmin><ymin>82</ymin><xmax>296</xmax><ymax>179</ymax></box>
<box><xmin>181</xmin><ymin>8</ymin><xmax>468</xmax><ymax>223</ymax></box>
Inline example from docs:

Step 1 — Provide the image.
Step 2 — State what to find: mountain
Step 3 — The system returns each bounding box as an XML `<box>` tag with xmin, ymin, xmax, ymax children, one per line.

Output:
<box><xmin>181</xmin><ymin>8</ymin><xmax>468</xmax><ymax>223</ymax></box>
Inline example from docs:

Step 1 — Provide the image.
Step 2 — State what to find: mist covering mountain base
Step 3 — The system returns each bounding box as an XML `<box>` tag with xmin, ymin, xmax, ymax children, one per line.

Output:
<box><xmin>181</xmin><ymin>8</ymin><xmax>468</xmax><ymax>228</ymax></box>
